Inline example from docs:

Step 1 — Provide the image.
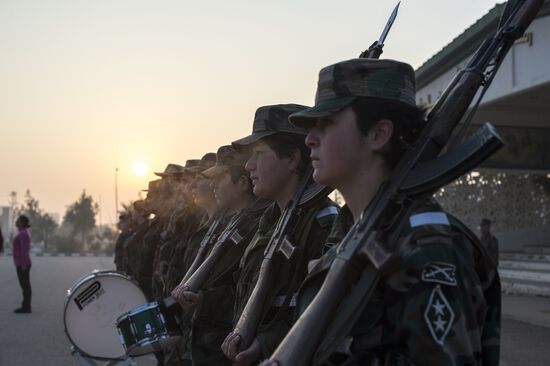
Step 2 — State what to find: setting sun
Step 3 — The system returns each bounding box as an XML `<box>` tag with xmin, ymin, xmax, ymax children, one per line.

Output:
<box><xmin>132</xmin><ymin>161</ymin><xmax>148</xmax><ymax>176</ymax></box>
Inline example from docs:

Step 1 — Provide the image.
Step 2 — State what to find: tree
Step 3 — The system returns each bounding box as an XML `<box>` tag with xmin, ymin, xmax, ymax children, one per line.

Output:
<box><xmin>63</xmin><ymin>190</ymin><xmax>99</xmax><ymax>248</ymax></box>
<box><xmin>19</xmin><ymin>190</ymin><xmax>58</xmax><ymax>245</ymax></box>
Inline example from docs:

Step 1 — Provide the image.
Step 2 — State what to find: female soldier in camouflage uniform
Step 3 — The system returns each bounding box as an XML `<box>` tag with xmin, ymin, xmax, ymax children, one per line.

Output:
<box><xmin>221</xmin><ymin>104</ymin><xmax>339</xmax><ymax>366</ymax></box>
<box><xmin>263</xmin><ymin>59</ymin><xmax>500</xmax><ymax>365</ymax></box>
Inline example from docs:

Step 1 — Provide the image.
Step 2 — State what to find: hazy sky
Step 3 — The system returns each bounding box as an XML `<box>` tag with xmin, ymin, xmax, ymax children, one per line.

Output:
<box><xmin>0</xmin><ymin>0</ymin><xmax>501</xmax><ymax>222</ymax></box>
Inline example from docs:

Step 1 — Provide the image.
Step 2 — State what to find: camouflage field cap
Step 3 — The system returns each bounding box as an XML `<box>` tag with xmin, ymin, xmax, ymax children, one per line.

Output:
<box><xmin>142</xmin><ymin>179</ymin><xmax>162</xmax><ymax>193</ymax></box>
<box><xmin>183</xmin><ymin>153</ymin><xmax>217</xmax><ymax>175</ymax></box>
<box><xmin>202</xmin><ymin>145</ymin><xmax>250</xmax><ymax>178</ymax></box>
<box><xmin>184</xmin><ymin>159</ymin><xmax>201</xmax><ymax>170</ymax></box>
<box><xmin>154</xmin><ymin>163</ymin><xmax>185</xmax><ymax>178</ymax></box>
<box><xmin>133</xmin><ymin>199</ymin><xmax>146</xmax><ymax>211</ymax></box>
<box><xmin>289</xmin><ymin>58</ymin><xmax>416</xmax><ymax>127</ymax></box>
<box><xmin>232</xmin><ymin>104</ymin><xmax>310</xmax><ymax>150</ymax></box>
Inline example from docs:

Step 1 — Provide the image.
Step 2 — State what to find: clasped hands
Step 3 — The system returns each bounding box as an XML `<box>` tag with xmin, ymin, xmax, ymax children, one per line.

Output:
<box><xmin>170</xmin><ymin>283</ymin><xmax>198</xmax><ymax>311</ymax></box>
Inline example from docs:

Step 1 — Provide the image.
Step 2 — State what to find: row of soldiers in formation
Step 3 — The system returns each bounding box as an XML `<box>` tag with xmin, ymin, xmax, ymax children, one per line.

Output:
<box><xmin>114</xmin><ymin>58</ymin><xmax>501</xmax><ymax>366</ymax></box>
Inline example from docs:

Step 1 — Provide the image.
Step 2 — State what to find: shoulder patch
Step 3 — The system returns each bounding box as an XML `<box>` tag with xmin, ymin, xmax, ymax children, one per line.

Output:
<box><xmin>316</xmin><ymin>206</ymin><xmax>339</xmax><ymax>228</ymax></box>
<box><xmin>424</xmin><ymin>285</ymin><xmax>455</xmax><ymax>346</ymax></box>
<box><xmin>316</xmin><ymin>206</ymin><xmax>339</xmax><ymax>219</ymax></box>
<box><xmin>410</xmin><ymin>212</ymin><xmax>450</xmax><ymax>228</ymax></box>
<box><xmin>422</xmin><ymin>262</ymin><xmax>457</xmax><ymax>286</ymax></box>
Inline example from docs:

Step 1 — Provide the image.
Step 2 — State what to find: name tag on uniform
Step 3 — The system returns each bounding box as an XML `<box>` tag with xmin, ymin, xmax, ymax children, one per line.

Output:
<box><xmin>279</xmin><ymin>236</ymin><xmax>297</xmax><ymax>260</ymax></box>
<box><xmin>230</xmin><ymin>230</ymin><xmax>243</xmax><ymax>245</ymax></box>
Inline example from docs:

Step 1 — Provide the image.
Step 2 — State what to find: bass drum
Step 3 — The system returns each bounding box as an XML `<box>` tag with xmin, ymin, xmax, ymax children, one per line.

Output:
<box><xmin>64</xmin><ymin>270</ymin><xmax>147</xmax><ymax>360</ymax></box>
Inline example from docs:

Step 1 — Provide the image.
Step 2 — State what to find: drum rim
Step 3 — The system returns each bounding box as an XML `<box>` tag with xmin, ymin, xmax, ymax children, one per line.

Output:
<box><xmin>63</xmin><ymin>269</ymin><xmax>144</xmax><ymax>361</ymax></box>
<box><xmin>65</xmin><ymin>270</ymin><xmax>136</xmax><ymax>300</ymax></box>
<box><xmin>126</xmin><ymin>333</ymin><xmax>183</xmax><ymax>356</ymax></box>
<box><xmin>116</xmin><ymin>301</ymin><xmax>161</xmax><ymax>324</ymax></box>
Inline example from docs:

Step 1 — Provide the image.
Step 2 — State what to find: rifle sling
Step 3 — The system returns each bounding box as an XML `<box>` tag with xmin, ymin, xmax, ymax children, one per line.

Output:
<box><xmin>267</xmin><ymin>205</ymin><xmax>319</xmax><ymax>326</ymax></box>
<box><xmin>313</xmin><ymin>201</ymin><xmax>418</xmax><ymax>364</ymax></box>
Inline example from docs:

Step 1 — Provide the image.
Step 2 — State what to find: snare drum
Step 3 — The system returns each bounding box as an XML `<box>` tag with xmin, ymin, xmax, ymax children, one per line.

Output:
<box><xmin>116</xmin><ymin>301</ymin><xmax>181</xmax><ymax>356</ymax></box>
<box><xmin>64</xmin><ymin>270</ymin><xmax>147</xmax><ymax>360</ymax></box>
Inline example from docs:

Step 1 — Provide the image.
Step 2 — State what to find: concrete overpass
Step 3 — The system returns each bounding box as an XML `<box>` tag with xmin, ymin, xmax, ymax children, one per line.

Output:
<box><xmin>415</xmin><ymin>0</ymin><xmax>550</xmax><ymax>171</ymax></box>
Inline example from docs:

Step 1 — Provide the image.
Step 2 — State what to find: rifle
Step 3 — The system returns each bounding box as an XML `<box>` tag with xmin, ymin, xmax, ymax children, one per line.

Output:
<box><xmin>360</xmin><ymin>1</ymin><xmax>400</xmax><ymax>59</ymax></box>
<box><xmin>184</xmin><ymin>198</ymin><xmax>272</xmax><ymax>292</ymax></box>
<box><xmin>269</xmin><ymin>1</ymin><xmax>543</xmax><ymax>365</ymax></box>
<box><xmin>179</xmin><ymin>208</ymin><xmax>228</xmax><ymax>286</ymax></box>
<box><xmin>232</xmin><ymin>164</ymin><xmax>332</xmax><ymax>351</ymax></box>
<box><xmin>231</xmin><ymin>3</ymin><xmax>400</xmax><ymax>352</ymax></box>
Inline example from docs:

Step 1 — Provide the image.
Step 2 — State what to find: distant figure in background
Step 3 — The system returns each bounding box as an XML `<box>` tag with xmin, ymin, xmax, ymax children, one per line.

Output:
<box><xmin>0</xmin><ymin>226</ymin><xmax>4</xmax><ymax>254</ymax></box>
<box><xmin>480</xmin><ymin>218</ymin><xmax>499</xmax><ymax>267</ymax></box>
<box><xmin>114</xmin><ymin>213</ymin><xmax>132</xmax><ymax>272</ymax></box>
<box><xmin>13</xmin><ymin>215</ymin><xmax>32</xmax><ymax>314</ymax></box>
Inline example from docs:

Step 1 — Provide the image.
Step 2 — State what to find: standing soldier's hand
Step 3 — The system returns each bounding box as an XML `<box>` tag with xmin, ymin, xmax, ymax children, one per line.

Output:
<box><xmin>180</xmin><ymin>290</ymin><xmax>199</xmax><ymax>311</ymax></box>
<box><xmin>170</xmin><ymin>284</ymin><xmax>186</xmax><ymax>299</ymax></box>
<box><xmin>171</xmin><ymin>285</ymin><xmax>195</xmax><ymax>310</ymax></box>
<box><xmin>221</xmin><ymin>332</ymin><xmax>240</xmax><ymax>361</ymax></box>
<box><xmin>221</xmin><ymin>332</ymin><xmax>261</xmax><ymax>366</ymax></box>
<box><xmin>174</xmin><ymin>285</ymin><xmax>189</xmax><ymax>305</ymax></box>
<box><xmin>259</xmin><ymin>361</ymin><xmax>278</xmax><ymax>366</ymax></box>
<box><xmin>234</xmin><ymin>338</ymin><xmax>261</xmax><ymax>366</ymax></box>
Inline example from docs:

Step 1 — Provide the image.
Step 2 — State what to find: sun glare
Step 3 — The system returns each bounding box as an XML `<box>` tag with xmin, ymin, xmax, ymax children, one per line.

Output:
<box><xmin>132</xmin><ymin>161</ymin><xmax>148</xmax><ymax>176</ymax></box>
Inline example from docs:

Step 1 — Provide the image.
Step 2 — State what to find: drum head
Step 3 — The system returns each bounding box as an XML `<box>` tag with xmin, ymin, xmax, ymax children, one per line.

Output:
<box><xmin>64</xmin><ymin>270</ymin><xmax>147</xmax><ymax>359</ymax></box>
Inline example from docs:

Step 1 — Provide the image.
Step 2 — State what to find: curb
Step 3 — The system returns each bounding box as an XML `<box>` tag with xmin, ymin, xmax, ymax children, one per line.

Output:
<box><xmin>34</xmin><ymin>252</ymin><xmax>112</xmax><ymax>257</ymax></box>
<box><xmin>500</xmin><ymin>254</ymin><xmax>550</xmax><ymax>298</ymax></box>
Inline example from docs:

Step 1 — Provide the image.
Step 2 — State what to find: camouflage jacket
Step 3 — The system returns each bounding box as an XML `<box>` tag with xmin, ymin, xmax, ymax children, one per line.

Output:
<box><xmin>137</xmin><ymin>217</ymin><xmax>166</xmax><ymax>300</ymax></box>
<box><xmin>164</xmin><ymin>211</ymin><xmax>210</xmax><ymax>295</ymax></box>
<box><xmin>233</xmin><ymin>199</ymin><xmax>338</xmax><ymax>359</ymax></box>
<box><xmin>166</xmin><ymin>211</ymin><xmax>229</xmax><ymax>364</ymax></box>
<box><xmin>296</xmin><ymin>200</ymin><xmax>501</xmax><ymax>366</ymax></box>
<box><xmin>123</xmin><ymin>221</ymin><xmax>151</xmax><ymax>279</ymax></box>
<box><xmin>162</xmin><ymin>200</ymin><xmax>188</xmax><ymax>241</ymax></box>
<box><xmin>190</xmin><ymin>203</ymin><xmax>268</xmax><ymax>366</ymax></box>
<box><xmin>181</xmin><ymin>210</ymin><xmax>230</xmax><ymax>283</ymax></box>
<box><xmin>114</xmin><ymin>230</ymin><xmax>131</xmax><ymax>272</ymax></box>
<box><xmin>153</xmin><ymin>205</ymin><xmax>204</xmax><ymax>297</ymax></box>
<box><xmin>152</xmin><ymin>205</ymin><xmax>183</xmax><ymax>278</ymax></box>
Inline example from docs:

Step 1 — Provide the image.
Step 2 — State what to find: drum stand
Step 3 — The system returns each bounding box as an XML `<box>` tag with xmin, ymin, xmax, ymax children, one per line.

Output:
<box><xmin>71</xmin><ymin>346</ymin><xmax>138</xmax><ymax>366</ymax></box>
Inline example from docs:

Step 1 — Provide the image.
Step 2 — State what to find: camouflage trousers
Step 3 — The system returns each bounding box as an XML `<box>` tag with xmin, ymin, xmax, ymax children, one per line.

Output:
<box><xmin>163</xmin><ymin>343</ymin><xmax>192</xmax><ymax>366</ymax></box>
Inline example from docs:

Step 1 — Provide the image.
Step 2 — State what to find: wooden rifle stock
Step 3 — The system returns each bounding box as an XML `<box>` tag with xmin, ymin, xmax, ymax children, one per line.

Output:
<box><xmin>184</xmin><ymin>213</ymin><xmax>242</xmax><ymax>292</ymax></box>
<box><xmin>275</xmin><ymin>257</ymin><xmax>366</xmax><ymax>366</ymax></box>
<box><xmin>181</xmin><ymin>246</ymin><xmax>208</xmax><ymax>286</ymax></box>
<box><xmin>185</xmin><ymin>199</ymin><xmax>270</xmax><ymax>292</ymax></box>
<box><xmin>232</xmin><ymin>165</ymin><xmax>323</xmax><ymax>351</ymax></box>
<box><xmin>233</xmin><ymin>258</ymin><xmax>276</xmax><ymax>350</ymax></box>
<box><xmin>179</xmin><ymin>209</ymin><xmax>227</xmax><ymax>286</ymax></box>
<box><xmin>184</xmin><ymin>239</ymin><xmax>226</xmax><ymax>293</ymax></box>
<box><xmin>270</xmin><ymin>1</ymin><xmax>543</xmax><ymax>365</ymax></box>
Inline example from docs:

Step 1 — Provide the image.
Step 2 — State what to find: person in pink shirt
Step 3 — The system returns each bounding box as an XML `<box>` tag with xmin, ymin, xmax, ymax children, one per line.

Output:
<box><xmin>13</xmin><ymin>215</ymin><xmax>32</xmax><ymax>314</ymax></box>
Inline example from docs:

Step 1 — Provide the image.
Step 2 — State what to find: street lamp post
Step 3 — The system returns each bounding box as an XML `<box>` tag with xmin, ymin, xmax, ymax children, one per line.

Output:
<box><xmin>115</xmin><ymin>168</ymin><xmax>119</xmax><ymax>223</ymax></box>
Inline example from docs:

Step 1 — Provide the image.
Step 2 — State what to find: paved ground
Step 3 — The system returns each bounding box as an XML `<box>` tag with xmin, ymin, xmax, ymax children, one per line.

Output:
<box><xmin>500</xmin><ymin>318</ymin><xmax>550</xmax><ymax>366</ymax></box>
<box><xmin>1</xmin><ymin>255</ymin><xmax>550</xmax><ymax>365</ymax></box>
<box><xmin>0</xmin><ymin>255</ymin><xmax>156</xmax><ymax>365</ymax></box>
